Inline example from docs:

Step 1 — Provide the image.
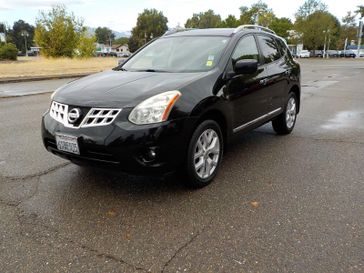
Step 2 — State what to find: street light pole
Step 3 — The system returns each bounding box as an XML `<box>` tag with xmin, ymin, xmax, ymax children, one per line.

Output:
<box><xmin>327</xmin><ymin>35</ymin><xmax>331</xmax><ymax>59</ymax></box>
<box><xmin>323</xmin><ymin>30</ymin><xmax>327</xmax><ymax>58</ymax></box>
<box><xmin>357</xmin><ymin>21</ymin><xmax>363</xmax><ymax>58</ymax></box>
<box><xmin>21</xmin><ymin>31</ymin><xmax>29</xmax><ymax>56</ymax></box>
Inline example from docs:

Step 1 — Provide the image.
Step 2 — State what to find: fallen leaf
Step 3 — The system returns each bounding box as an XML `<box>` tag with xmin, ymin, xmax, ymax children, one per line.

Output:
<box><xmin>106</xmin><ymin>208</ymin><xmax>118</xmax><ymax>217</ymax></box>
<box><xmin>123</xmin><ymin>233</ymin><xmax>131</xmax><ymax>241</ymax></box>
<box><xmin>250</xmin><ymin>201</ymin><xmax>260</xmax><ymax>208</ymax></box>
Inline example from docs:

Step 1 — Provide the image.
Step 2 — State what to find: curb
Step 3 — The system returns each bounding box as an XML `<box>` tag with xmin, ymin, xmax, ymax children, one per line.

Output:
<box><xmin>0</xmin><ymin>73</ymin><xmax>91</xmax><ymax>84</ymax></box>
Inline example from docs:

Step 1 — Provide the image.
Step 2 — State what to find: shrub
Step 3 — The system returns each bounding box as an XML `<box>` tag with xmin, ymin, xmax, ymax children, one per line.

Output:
<box><xmin>77</xmin><ymin>34</ymin><xmax>96</xmax><ymax>58</ymax></box>
<box><xmin>0</xmin><ymin>43</ymin><xmax>18</xmax><ymax>60</ymax></box>
<box><xmin>35</xmin><ymin>5</ymin><xmax>83</xmax><ymax>58</ymax></box>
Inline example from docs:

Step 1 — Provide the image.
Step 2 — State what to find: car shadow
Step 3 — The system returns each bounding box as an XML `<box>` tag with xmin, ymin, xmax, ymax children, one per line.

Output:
<box><xmin>72</xmin><ymin>124</ymin><xmax>278</xmax><ymax>195</ymax></box>
<box><xmin>19</xmin><ymin>124</ymin><xmax>286</xmax><ymax>271</ymax></box>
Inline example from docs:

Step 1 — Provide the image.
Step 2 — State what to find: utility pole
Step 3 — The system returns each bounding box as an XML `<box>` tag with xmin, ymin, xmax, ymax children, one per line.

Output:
<box><xmin>357</xmin><ymin>21</ymin><xmax>363</xmax><ymax>58</ymax></box>
<box><xmin>323</xmin><ymin>30</ymin><xmax>327</xmax><ymax>58</ymax></box>
<box><xmin>344</xmin><ymin>38</ymin><xmax>348</xmax><ymax>56</ymax></box>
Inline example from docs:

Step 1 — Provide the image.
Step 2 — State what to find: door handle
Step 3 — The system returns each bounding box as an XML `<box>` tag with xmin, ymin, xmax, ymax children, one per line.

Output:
<box><xmin>260</xmin><ymin>78</ymin><xmax>268</xmax><ymax>85</ymax></box>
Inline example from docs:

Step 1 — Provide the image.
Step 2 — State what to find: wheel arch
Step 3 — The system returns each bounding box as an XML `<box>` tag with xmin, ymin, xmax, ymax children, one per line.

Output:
<box><xmin>195</xmin><ymin>109</ymin><xmax>230</xmax><ymax>151</ymax></box>
<box><xmin>289</xmin><ymin>85</ymin><xmax>301</xmax><ymax>113</ymax></box>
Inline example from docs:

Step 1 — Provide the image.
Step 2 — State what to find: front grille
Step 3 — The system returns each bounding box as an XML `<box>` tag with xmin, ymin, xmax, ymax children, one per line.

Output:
<box><xmin>50</xmin><ymin>101</ymin><xmax>68</xmax><ymax>124</ymax></box>
<box><xmin>82</xmin><ymin>108</ymin><xmax>121</xmax><ymax>127</ymax></box>
<box><xmin>50</xmin><ymin>101</ymin><xmax>121</xmax><ymax>128</ymax></box>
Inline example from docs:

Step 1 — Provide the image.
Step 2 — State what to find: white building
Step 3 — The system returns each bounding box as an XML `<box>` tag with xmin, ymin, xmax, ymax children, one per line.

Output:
<box><xmin>95</xmin><ymin>43</ymin><xmax>112</xmax><ymax>54</ymax></box>
<box><xmin>112</xmin><ymin>44</ymin><xmax>130</xmax><ymax>56</ymax></box>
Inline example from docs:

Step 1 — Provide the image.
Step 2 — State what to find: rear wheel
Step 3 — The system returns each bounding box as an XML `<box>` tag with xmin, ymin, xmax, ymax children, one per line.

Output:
<box><xmin>272</xmin><ymin>93</ymin><xmax>298</xmax><ymax>135</ymax></box>
<box><xmin>185</xmin><ymin>120</ymin><xmax>223</xmax><ymax>188</ymax></box>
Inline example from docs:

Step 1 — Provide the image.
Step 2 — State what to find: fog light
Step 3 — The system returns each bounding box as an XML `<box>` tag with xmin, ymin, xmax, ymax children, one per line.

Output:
<box><xmin>149</xmin><ymin>149</ymin><xmax>157</xmax><ymax>158</ymax></box>
<box><xmin>141</xmin><ymin>147</ymin><xmax>158</xmax><ymax>163</ymax></box>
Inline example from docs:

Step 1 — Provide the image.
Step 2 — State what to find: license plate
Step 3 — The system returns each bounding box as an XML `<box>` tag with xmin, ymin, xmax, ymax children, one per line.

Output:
<box><xmin>56</xmin><ymin>134</ymin><xmax>80</xmax><ymax>155</ymax></box>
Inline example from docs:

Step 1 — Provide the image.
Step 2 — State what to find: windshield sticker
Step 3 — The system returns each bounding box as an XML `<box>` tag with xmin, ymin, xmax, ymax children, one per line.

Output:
<box><xmin>208</xmin><ymin>55</ymin><xmax>215</xmax><ymax>61</ymax></box>
<box><xmin>206</xmin><ymin>60</ymin><xmax>213</xmax><ymax>67</ymax></box>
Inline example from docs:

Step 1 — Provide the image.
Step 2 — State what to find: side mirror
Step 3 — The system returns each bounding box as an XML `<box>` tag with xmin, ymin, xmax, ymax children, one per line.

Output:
<box><xmin>233</xmin><ymin>59</ymin><xmax>258</xmax><ymax>75</ymax></box>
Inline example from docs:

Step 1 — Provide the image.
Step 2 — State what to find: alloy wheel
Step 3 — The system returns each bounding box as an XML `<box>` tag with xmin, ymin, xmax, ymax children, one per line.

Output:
<box><xmin>193</xmin><ymin>129</ymin><xmax>220</xmax><ymax>179</ymax></box>
<box><xmin>286</xmin><ymin>97</ymin><xmax>297</xmax><ymax>129</ymax></box>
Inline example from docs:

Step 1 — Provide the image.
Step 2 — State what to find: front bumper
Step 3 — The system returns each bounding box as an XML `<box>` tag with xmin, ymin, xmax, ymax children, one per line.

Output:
<box><xmin>42</xmin><ymin>109</ymin><xmax>196</xmax><ymax>174</ymax></box>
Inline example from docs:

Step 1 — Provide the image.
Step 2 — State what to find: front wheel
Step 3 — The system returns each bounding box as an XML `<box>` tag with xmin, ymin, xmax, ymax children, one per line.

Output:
<box><xmin>272</xmin><ymin>93</ymin><xmax>298</xmax><ymax>135</ymax></box>
<box><xmin>185</xmin><ymin>120</ymin><xmax>223</xmax><ymax>188</ymax></box>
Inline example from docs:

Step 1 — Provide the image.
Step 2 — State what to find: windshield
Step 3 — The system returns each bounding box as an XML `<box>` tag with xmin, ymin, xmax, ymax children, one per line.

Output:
<box><xmin>122</xmin><ymin>36</ymin><xmax>230</xmax><ymax>73</ymax></box>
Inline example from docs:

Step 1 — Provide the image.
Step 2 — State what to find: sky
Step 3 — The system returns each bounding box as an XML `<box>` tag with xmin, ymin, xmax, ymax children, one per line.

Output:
<box><xmin>0</xmin><ymin>0</ymin><xmax>363</xmax><ymax>32</ymax></box>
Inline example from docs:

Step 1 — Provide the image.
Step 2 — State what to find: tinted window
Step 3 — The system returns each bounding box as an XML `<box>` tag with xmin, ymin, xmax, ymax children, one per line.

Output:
<box><xmin>232</xmin><ymin>35</ymin><xmax>259</xmax><ymax>62</ymax></box>
<box><xmin>276</xmin><ymin>38</ymin><xmax>287</xmax><ymax>56</ymax></box>
<box><xmin>257</xmin><ymin>35</ymin><xmax>281</xmax><ymax>63</ymax></box>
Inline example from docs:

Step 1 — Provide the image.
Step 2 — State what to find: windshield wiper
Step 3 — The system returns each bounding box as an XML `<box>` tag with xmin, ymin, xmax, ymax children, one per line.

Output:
<box><xmin>135</xmin><ymin>69</ymin><xmax>168</xmax><ymax>73</ymax></box>
<box><xmin>113</xmin><ymin>66</ymin><xmax>128</xmax><ymax>71</ymax></box>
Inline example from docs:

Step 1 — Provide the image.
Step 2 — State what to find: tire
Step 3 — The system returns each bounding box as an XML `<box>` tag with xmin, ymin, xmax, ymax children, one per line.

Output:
<box><xmin>272</xmin><ymin>92</ymin><xmax>298</xmax><ymax>135</ymax></box>
<box><xmin>185</xmin><ymin>120</ymin><xmax>223</xmax><ymax>188</ymax></box>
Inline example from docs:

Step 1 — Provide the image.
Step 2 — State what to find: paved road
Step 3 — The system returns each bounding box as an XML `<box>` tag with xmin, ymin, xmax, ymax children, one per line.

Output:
<box><xmin>0</xmin><ymin>78</ymin><xmax>79</xmax><ymax>97</ymax></box>
<box><xmin>0</xmin><ymin>59</ymin><xmax>363</xmax><ymax>273</ymax></box>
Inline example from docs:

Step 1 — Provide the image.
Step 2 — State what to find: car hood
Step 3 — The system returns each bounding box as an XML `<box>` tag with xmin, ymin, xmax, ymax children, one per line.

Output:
<box><xmin>54</xmin><ymin>70</ymin><xmax>206</xmax><ymax>108</ymax></box>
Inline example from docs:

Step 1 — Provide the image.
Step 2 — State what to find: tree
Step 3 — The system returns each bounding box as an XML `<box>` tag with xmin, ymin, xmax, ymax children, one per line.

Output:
<box><xmin>338</xmin><ymin>11</ymin><xmax>358</xmax><ymax>49</ymax></box>
<box><xmin>239</xmin><ymin>1</ymin><xmax>276</xmax><ymax>27</ymax></box>
<box><xmin>270</xmin><ymin>17</ymin><xmax>293</xmax><ymax>39</ymax></box>
<box><xmin>342</xmin><ymin>11</ymin><xmax>357</xmax><ymax>27</ymax></box>
<box><xmin>295</xmin><ymin>0</ymin><xmax>328</xmax><ymax>19</ymax></box>
<box><xmin>239</xmin><ymin>6</ymin><xmax>252</xmax><ymax>24</ymax></box>
<box><xmin>295</xmin><ymin>11</ymin><xmax>340</xmax><ymax>50</ymax></box>
<box><xmin>356</xmin><ymin>5</ymin><xmax>364</xmax><ymax>18</ymax></box>
<box><xmin>8</xmin><ymin>20</ymin><xmax>35</xmax><ymax>53</ymax></box>
<box><xmin>114</xmin><ymin>37</ymin><xmax>129</xmax><ymax>45</ymax></box>
<box><xmin>129</xmin><ymin>9</ymin><xmax>168</xmax><ymax>52</ymax></box>
<box><xmin>128</xmin><ymin>35</ymin><xmax>139</xmax><ymax>53</ymax></box>
<box><xmin>0</xmin><ymin>23</ymin><xmax>6</xmax><ymax>33</ymax></box>
<box><xmin>220</xmin><ymin>15</ymin><xmax>240</xmax><ymax>28</ymax></box>
<box><xmin>77</xmin><ymin>32</ymin><xmax>96</xmax><ymax>57</ymax></box>
<box><xmin>185</xmin><ymin>10</ymin><xmax>222</xmax><ymax>28</ymax></box>
<box><xmin>95</xmin><ymin>27</ymin><xmax>114</xmax><ymax>45</ymax></box>
<box><xmin>35</xmin><ymin>5</ymin><xmax>84</xmax><ymax>58</ymax></box>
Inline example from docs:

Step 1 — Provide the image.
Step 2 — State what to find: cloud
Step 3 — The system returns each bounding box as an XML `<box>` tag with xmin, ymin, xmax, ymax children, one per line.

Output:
<box><xmin>0</xmin><ymin>0</ymin><xmax>87</xmax><ymax>10</ymax></box>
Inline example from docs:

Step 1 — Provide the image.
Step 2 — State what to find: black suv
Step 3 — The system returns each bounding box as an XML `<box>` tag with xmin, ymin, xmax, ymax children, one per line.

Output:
<box><xmin>42</xmin><ymin>25</ymin><xmax>301</xmax><ymax>188</ymax></box>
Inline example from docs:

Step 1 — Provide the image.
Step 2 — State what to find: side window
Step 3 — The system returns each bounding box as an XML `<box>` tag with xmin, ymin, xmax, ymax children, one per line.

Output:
<box><xmin>276</xmin><ymin>38</ymin><xmax>286</xmax><ymax>56</ymax></box>
<box><xmin>232</xmin><ymin>35</ymin><xmax>260</xmax><ymax>62</ymax></box>
<box><xmin>257</xmin><ymin>35</ymin><xmax>281</xmax><ymax>64</ymax></box>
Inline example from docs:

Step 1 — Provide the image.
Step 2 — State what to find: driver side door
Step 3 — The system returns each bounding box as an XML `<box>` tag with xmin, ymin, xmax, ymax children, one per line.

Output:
<box><xmin>225</xmin><ymin>35</ymin><xmax>269</xmax><ymax>131</ymax></box>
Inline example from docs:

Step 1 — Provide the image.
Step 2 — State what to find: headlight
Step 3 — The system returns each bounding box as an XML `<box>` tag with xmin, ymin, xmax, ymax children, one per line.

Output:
<box><xmin>129</xmin><ymin>91</ymin><xmax>181</xmax><ymax>125</ymax></box>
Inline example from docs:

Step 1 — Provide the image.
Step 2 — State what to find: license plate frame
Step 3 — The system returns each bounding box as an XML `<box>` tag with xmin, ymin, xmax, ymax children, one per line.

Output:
<box><xmin>55</xmin><ymin>134</ymin><xmax>80</xmax><ymax>155</ymax></box>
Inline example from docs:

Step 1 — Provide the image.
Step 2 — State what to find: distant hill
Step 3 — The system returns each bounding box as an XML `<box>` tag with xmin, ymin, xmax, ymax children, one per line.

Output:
<box><xmin>86</xmin><ymin>27</ymin><xmax>131</xmax><ymax>38</ymax></box>
<box><xmin>114</xmin><ymin>30</ymin><xmax>131</xmax><ymax>38</ymax></box>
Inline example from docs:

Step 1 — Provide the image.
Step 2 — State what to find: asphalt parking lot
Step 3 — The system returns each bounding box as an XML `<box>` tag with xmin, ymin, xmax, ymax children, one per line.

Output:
<box><xmin>0</xmin><ymin>59</ymin><xmax>363</xmax><ymax>273</ymax></box>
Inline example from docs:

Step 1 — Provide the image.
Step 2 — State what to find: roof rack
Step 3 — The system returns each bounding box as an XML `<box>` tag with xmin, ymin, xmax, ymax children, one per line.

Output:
<box><xmin>163</xmin><ymin>28</ymin><xmax>196</xmax><ymax>36</ymax></box>
<box><xmin>234</xmin><ymin>25</ymin><xmax>276</xmax><ymax>35</ymax></box>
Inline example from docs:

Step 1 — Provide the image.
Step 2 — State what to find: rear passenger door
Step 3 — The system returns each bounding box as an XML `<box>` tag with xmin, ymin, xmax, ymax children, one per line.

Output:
<box><xmin>256</xmin><ymin>35</ymin><xmax>288</xmax><ymax>112</ymax></box>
